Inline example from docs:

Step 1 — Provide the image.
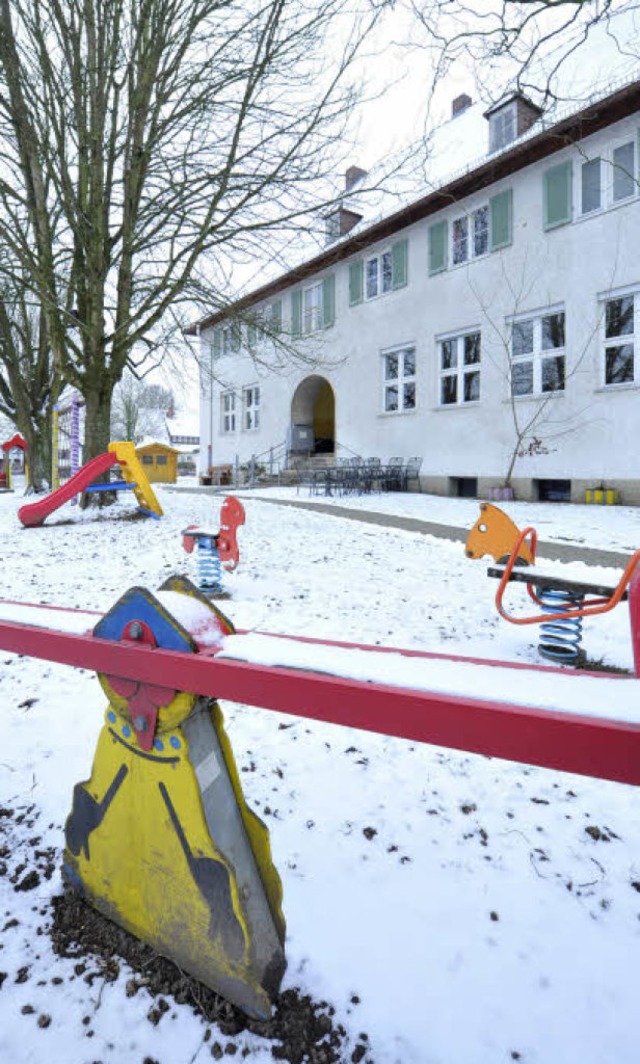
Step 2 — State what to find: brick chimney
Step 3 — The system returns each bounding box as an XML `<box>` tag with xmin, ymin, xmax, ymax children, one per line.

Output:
<box><xmin>452</xmin><ymin>93</ymin><xmax>472</xmax><ymax>118</ymax></box>
<box><xmin>345</xmin><ymin>165</ymin><xmax>368</xmax><ymax>192</ymax></box>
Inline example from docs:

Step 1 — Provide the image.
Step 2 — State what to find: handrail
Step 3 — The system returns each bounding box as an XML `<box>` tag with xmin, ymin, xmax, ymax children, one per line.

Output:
<box><xmin>495</xmin><ymin>526</ymin><xmax>640</xmax><ymax>625</ymax></box>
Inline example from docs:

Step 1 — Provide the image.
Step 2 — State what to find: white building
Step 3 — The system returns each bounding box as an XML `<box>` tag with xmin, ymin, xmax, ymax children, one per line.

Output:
<box><xmin>189</xmin><ymin>76</ymin><xmax>640</xmax><ymax>503</ymax></box>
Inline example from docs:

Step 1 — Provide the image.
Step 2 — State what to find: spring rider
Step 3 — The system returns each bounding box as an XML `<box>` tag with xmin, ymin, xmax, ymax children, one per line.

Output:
<box><xmin>63</xmin><ymin>575</ymin><xmax>285</xmax><ymax>1018</ymax></box>
<box><xmin>182</xmin><ymin>496</ymin><xmax>246</xmax><ymax>598</ymax></box>
<box><xmin>466</xmin><ymin>502</ymin><xmax>640</xmax><ymax>664</ymax></box>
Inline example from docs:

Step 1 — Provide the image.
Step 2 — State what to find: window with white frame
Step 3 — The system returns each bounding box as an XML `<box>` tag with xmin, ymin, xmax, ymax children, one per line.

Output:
<box><xmin>221</xmin><ymin>391</ymin><xmax>236</xmax><ymax>433</ymax></box>
<box><xmin>222</xmin><ymin>323</ymin><xmax>241</xmax><ymax>355</ymax></box>
<box><xmin>365</xmin><ymin>249</ymin><xmax>393</xmax><ymax>299</ymax></box>
<box><xmin>604</xmin><ymin>293</ymin><xmax>635</xmax><ymax>386</ymax></box>
<box><xmin>510</xmin><ymin>311</ymin><xmax>565</xmax><ymax>397</ymax></box>
<box><xmin>489</xmin><ymin>103</ymin><xmax>516</xmax><ymax>153</ymax></box>
<box><xmin>303</xmin><ymin>282</ymin><xmax>322</xmax><ymax>333</ymax></box>
<box><xmin>452</xmin><ymin>206</ymin><xmax>490</xmax><ymax>265</ymax></box>
<box><xmin>438</xmin><ymin>332</ymin><xmax>481</xmax><ymax>405</ymax></box>
<box><xmin>243</xmin><ymin>386</ymin><xmax>260</xmax><ymax>430</ymax></box>
<box><xmin>382</xmin><ymin>346</ymin><xmax>416</xmax><ymax>413</ymax></box>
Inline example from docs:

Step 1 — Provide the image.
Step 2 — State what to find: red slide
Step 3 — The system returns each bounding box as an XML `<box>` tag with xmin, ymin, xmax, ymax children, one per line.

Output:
<box><xmin>18</xmin><ymin>452</ymin><xmax>119</xmax><ymax>528</ymax></box>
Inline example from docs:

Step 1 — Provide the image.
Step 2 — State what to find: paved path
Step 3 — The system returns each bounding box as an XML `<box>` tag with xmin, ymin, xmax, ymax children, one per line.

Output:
<box><xmin>167</xmin><ymin>487</ymin><xmax>632</xmax><ymax>569</ymax></box>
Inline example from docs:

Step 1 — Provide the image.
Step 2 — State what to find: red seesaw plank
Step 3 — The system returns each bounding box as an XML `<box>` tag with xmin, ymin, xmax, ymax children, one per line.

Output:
<box><xmin>0</xmin><ymin>616</ymin><xmax>639</xmax><ymax>787</ymax></box>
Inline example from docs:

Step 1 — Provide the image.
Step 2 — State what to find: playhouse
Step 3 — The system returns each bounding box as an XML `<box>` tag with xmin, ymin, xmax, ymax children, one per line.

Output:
<box><xmin>135</xmin><ymin>440</ymin><xmax>179</xmax><ymax>484</ymax></box>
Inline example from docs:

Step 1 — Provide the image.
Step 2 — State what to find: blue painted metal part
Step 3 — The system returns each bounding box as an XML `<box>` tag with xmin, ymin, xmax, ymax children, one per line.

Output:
<box><xmin>197</xmin><ymin>537</ymin><xmax>224</xmax><ymax>594</ymax></box>
<box><xmin>83</xmin><ymin>480</ymin><xmax>137</xmax><ymax>493</ymax></box>
<box><xmin>537</xmin><ymin>587</ymin><xmax>584</xmax><ymax>664</ymax></box>
<box><xmin>93</xmin><ymin>587</ymin><xmax>196</xmax><ymax>653</ymax></box>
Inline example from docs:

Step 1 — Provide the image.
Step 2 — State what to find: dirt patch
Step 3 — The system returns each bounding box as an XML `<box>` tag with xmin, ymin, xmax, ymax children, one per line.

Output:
<box><xmin>51</xmin><ymin>889</ymin><xmax>372</xmax><ymax>1064</ymax></box>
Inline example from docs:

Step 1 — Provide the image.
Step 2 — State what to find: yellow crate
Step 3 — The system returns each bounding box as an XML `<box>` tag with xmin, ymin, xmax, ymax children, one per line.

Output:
<box><xmin>585</xmin><ymin>488</ymin><xmax>619</xmax><ymax>505</ymax></box>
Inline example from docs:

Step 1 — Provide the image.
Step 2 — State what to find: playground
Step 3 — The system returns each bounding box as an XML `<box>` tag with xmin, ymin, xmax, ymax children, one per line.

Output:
<box><xmin>0</xmin><ymin>482</ymin><xmax>639</xmax><ymax>1064</ymax></box>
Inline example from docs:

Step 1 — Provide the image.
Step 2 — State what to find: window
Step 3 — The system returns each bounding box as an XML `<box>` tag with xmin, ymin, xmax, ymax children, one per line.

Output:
<box><xmin>292</xmin><ymin>276</ymin><xmax>335</xmax><ymax>334</ymax></box>
<box><xmin>612</xmin><ymin>140</ymin><xmax>636</xmax><ymax>202</ymax></box>
<box><xmin>142</xmin><ymin>455</ymin><xmax>153</xmax><ymax>465</ymax></box>
<box><xmin>221</xmin><ymin>391</ymin><xmax>236</xmax><ymax>433</ymax></box>
<box><xmin>248</xmin><ymin>300</ymin><xmax>282</xmax><ymax>349</ymax></box>
<box><xmin>438</xmin><ymin>190</ymin><xmax>511</xmax><ymax>273</ymax></box>
<box><xmin>604</xmin><ymin>294</ymin><xmax>635</xmax><ymax>386</ymax></box>
<box><xmin>452</xmin><ymin>217</ymin><xmax>468</xmax><ymax>265</ymax></box>
<box><xmin>510</xmin><ymin>311</ymin><xmax>565</xmax><ymax>397</ymax></box>
<box><xmin>438</xmin><ymin>332</ymin><xmax>481</xmax><ymax>405</ymax></box>
<box><xmin>156</xmin><ymin>455</ymin><xmax>167</xmax><ymax>465</ymax></box>
<box><xmin>581</xmin><ymin>157</ymin><xmax>601</xmax><ymax>214</ymax></box>
<box><xmin>452</xmin><ymin>206</ymin><xmax>490</xmax><ymax>264</ymax></box>
<box><xmin>243</xmin><ymin>386</ymin><xmax>260</xmax><ymax>430</ymax></box>
<box><xmin>382</xmin><ymin>346</ymin><xmax>416</xmax><ymax>413</ymax></box>
<box><xmin>303</xmin><ymin>282</ymin><xmax>322</xmax><ymax>333</ymax></box>
<box><xmin>365</xmin><ymin>250</ymin><xmax>393</xmax><ymax>299</ymax></box>
<box><xmin>349</xmin><ymin>239</ymin><xmax>408</xmax><ymax>305</ymax></box>
<box><xmin>213</xmin><ymin>322</ymin><xmax>241</xmax><ymax>357</ymax></box>
<box><xmin>489</xmin><ymin>103</ymin><xmax>516</xmax><ymax>153</ymax></box>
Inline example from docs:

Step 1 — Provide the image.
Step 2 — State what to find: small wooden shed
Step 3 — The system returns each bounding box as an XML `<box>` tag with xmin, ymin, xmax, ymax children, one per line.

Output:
<box><xmin>135</xmin><ymin>441</ymin><xmax>179</xmax><ymax>484</ymax></box>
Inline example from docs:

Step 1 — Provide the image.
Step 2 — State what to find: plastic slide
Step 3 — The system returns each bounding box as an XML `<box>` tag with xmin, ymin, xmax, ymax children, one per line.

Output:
<box><xmin>18</xmin><ymin>452</ymin><xmax>119</xmax><ymax>527</ymax></box>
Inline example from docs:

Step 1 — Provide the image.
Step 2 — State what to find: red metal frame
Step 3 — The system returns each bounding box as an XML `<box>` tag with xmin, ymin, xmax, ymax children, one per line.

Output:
<box><xmin>0</xmin><ymin>613</ymin><xmax>639</xmax><ymax>786</ymax></box>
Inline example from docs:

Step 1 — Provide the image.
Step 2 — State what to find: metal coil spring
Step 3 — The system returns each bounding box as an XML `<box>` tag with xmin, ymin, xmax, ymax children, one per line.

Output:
<box><xmin>197</xmin><ymin>537</ymin><xmax>223</xmax><ymax>594</ymax></box>
<box><xmin>537</xmin><ymin>586</ymin><xmax>584</xmax><ymax>664</ymax></box>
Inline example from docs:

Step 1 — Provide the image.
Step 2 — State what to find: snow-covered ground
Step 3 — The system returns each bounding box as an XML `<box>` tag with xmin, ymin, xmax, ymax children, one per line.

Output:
<box><xmin>1</xmin><ymin>481</ymin><xmax>639</xmax><ymax>1064</ymax></box>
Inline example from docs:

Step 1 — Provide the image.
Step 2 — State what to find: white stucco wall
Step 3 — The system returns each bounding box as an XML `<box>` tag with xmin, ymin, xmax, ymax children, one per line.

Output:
<box><xmin>198</xmin><ymin>107</ymin><xmax>640</xmax><ymax>496</ymax></box>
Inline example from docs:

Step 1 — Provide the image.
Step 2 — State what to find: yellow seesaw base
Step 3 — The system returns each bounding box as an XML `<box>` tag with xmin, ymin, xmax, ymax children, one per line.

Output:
<box><xmin>63</xmin><ymin>697</ymin><xmax>285</xmax><ymax>1018</ymax></box>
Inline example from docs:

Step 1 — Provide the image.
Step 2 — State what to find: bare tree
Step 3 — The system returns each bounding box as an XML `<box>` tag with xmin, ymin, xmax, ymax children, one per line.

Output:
<box><xmin>466</xmin><ymin>256</ymin><xmax>604</xmax><ymax>495</ymax></box>
<box><xmin>111</xmin><ymin>372</ymin><xmax>173</xmax><ymax>443</ymax></box>
<box><xmin>0</xmin><ymin>286</ymin><xmax>59</xmax><ymax>491</ymax></box>
<box><xmin>0</xmin><ymin>0</ymin><xmax>386</xmax><ymax>470</ymax></box>
<box><xmin>407</xmin><ymin>1</ymin><xmax>640</xmax><ymax>107</ymax></box>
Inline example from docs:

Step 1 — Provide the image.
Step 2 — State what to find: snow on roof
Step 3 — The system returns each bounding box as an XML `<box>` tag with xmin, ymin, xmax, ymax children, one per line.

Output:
<box><xmin>136</xmin><ymin>438</ymin><xmax>180</xmax><ymax>452</ymax></box>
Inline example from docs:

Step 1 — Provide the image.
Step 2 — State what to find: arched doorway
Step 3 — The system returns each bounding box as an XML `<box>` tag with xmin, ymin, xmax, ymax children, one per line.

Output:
<box><xmin>290</xmin><ymin>376</ymin><xmax>335</xmax><ymax>455</ymax></box>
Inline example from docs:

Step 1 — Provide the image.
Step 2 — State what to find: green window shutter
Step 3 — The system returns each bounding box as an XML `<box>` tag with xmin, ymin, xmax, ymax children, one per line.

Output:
<box><xmin>543</xmin><ymin>161</ymin><xmax>572</xmax><ymax>230</ymax></box>
<box><xmin>291</xmin><ymin>290</ymin><xmax>302</xmax><ymax>336</ymax></box>
<box><xmin>349</xmin><ymin>261</ymin><xmax>363</xmax><ymax>305</ymax></box>
<box><xmin>391</xmin><ymin>238</ymin><xmax>408</xmax><ymax>289</ymax></box>
<box><xmin>489</xmin><ymin>188</ymin><xmax>512</xmax><ymax>250</ymax></box>
<box><xmin>213</xmin><ymin>330</ymin><xmax>221</xmax><ymax>358</ymax></box>
<box><xmin>322</xmin><ymin>274</ymin><xmax>335</xmax><ymax>328</ymax></box>
<box><xmin>270</xmin><ymin>299</ymin><xmax>282</xmax><ymax>333</ymax></box>
<box><xmin>247</xmin><ymin>320</ymin><xmax>257</xmax><ymax>350</ymax></box>
<box><xmin>428</xmin><ymin>220</ymin><xmax>447</xmax><ymax>275</ymax></box>
<box><xmin>231</xmin><ymin>323</ymin><xmax>241</xmax><ymax>352</ymax></box>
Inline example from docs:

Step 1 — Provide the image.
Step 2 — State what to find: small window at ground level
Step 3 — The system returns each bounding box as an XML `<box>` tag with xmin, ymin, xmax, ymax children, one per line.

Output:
<box><xmin>451</xmin><ymin>477</ymin><xmax>477</xmax><ymax>498</ymax></box>
<box><xmin>536</xmin><ymin>479</ymin><xmax>571</xmax><ymax>502</ymax></box>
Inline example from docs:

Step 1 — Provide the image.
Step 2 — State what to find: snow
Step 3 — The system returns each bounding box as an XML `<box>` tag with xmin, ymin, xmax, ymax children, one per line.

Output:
<box><xmin>1</xmin><ymin>480</ymin><xmax>639</xmax><ymax>1064</ymax></box>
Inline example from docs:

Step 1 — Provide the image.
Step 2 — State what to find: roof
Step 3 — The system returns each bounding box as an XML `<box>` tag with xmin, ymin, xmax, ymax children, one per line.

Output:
<box><xmin>185</xmin><ymin>73</ymin><xmax>640</xmax><ymax>336</ymax></box>
<box><xmin>136</xmin><ymin>439</ymin><xmax>180</xmax><ymax>453</ymax></box>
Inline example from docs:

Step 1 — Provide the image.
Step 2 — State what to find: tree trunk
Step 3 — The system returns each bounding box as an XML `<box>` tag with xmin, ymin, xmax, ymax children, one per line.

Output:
<box><xmin>80</xmin><ymin>378</ymin><xmax>114</xmax><ymax>508</ymax></box>
<box><xmin>20</xmin><ymin>415</ymin><xmax>51</xmax><ymax>493</ymax></box>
